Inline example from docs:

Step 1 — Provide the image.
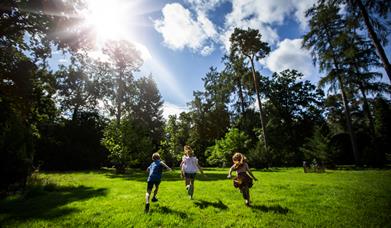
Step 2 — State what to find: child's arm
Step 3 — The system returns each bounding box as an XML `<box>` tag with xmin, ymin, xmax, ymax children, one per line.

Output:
<box><xmin>196</xmin><ymin>162</ymin><xmax>204</xmax><ymax>175</ymax></box>
<box><xmin>227</xmin><ymin>166</ymin><xmax>233</xmax><ymax>178</ymax></box>
<box><xmin>180</xmin><ymin>160</ymin><xmax>184</xmax><ymax>178</ymax></box>
<box><xmin>161</xmin><ymin>161</ymin><xmax>172</xmax><ymax>171</ymax></box>
<box><xmin>246</xmin><ymin>164</ymin><xmax>257</xmax><ymax>181</ymax></box>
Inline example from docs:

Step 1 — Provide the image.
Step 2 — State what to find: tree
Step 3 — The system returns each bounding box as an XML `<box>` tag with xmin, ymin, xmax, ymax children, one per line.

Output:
<box><xmin>303</xmin><ymin>3</ymin><xmax>360</xmax><ymax>164</ymax></box>
<box><xmin>260</xmin><ymin>69</ymin><xmax>325</xmax><ymax>165</ymax></box>
<box><xmin>229</xmin><ymin>27</ymin><xmax>271</xmax><ymax>152</ymax></box>
<box><xmin>222</xmin><ymin>54</ymin><xmax>254</xmax><ymax>115</ymax></box>
<box><xmin>102</xmin><ymin>118</ymin><xmax>154</xmax><ymax>172</ymax></box>
<box><xmin>350</xmin><ymin>0</ymin><xmax>391</xmax><ymax>82</ymax></box>
<box><xmin>300</xmin><ymin>127</ymin><xmax>332</xmax><ymax>165</ymax></box>
<box><xmin>206</xmin><ymin>128</ymin><xmax>250</xmax><ymax>167</ymax></box>
<box><xmin>0</xmin><ymin>0</ymin><xmax>99</xmax><ymax>191</ymax></box>
<box><xmin>132</xmin><ymin>75</ymin><xmax>165</xmax><ymax>150</ymax></box>
<box><xmin>55</xmin><ymin>53</ymin><xmax>106</xmax><ymax>120</ymax></box>
<box><xmin>102</xmin><ymin>40</ymin><xmax>143</xmax><ymax>125</ymax></box>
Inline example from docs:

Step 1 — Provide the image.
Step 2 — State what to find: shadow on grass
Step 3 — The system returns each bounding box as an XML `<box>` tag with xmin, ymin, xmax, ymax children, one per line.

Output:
<box><xmin>104</xmin><ymin>170</ymin><xmax>228</xmax><ymax>182</ymax></box>
<box><xmin>250</xmin><ymin>204</ymin><xmax>289</xmax><ymax>214</ymax></box>
<box><xmin>153</xmin><ymin>205</ymin><xmax>188</xmax><ymax>219</ymax></box>
<box><xmin>194</xmin><ymin>199</ymin><xmax>228</xmax><ymax>210</ymax></box>
<box><xmin>0</xmin><ymin>185</ymin><xmax>107</xmax><ymax>223</ymax></box>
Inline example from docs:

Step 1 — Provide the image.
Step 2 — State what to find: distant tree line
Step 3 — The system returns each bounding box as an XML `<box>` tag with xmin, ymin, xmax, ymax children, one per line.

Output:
<box><xmin>1</xmin><ymin>0</ymin><xmax>390</xmax><ymax>194</ymax></box>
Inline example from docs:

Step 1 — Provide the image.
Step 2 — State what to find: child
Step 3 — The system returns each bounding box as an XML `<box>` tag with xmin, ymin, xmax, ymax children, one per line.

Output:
<box><xmin>180</xmin><ymin>145</ymin><xmax>203</xmax><ymax>199</ymax></box>
<box><xmin>227</xmin><ymin>152</ymin><xmax>257</xmax><ymax>206</ymax></box>
<box><xmin>145</xmin><ymin>153</ymin><xmax>172</xmax><ymax>213</ymax></box>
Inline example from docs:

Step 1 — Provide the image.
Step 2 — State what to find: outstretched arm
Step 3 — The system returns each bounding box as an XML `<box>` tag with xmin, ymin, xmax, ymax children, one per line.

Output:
<box><xmin>161</xmin><ymin>161</ymin><xmax>172</xmax><ymax>171</ymax></box>
<box><xmin>196</xmin><ymin>162</ymin><xmax>204</xmax><ymax>174</ymax></box>
<box><xmin>227</xmin><ymin>166</ymin><xmax>233</xmax><ymax>178</ymax></box>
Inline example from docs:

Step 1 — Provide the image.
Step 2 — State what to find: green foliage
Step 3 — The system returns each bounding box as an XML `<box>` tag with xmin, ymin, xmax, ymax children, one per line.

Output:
<box><xmin>101</xmin><ymin>40</ymin><xmax>143</xmax><ymax>124</ymax></box>
<box><xmin>35</xmin><ymin>112</ymin><xmax>109</xmax><ymax>171</ymax></box>
<box><xmin>206</xmin><ymin>128</ymin><xmax>250</xmax><ymax>167</ymax></box>
<box><xmin>229</xmin><ymin>28</ymin><xmax>270</xmax><ymax>61</ymax></box>
<box><xmin>300</xmin><ymin>127</ymin><xmax>332</xmax><ymax>164</ymax></box>
<box><xmin>102</xmin><ymin>118</ymin><xmax>154</xmax><ymax>171</ymax></box>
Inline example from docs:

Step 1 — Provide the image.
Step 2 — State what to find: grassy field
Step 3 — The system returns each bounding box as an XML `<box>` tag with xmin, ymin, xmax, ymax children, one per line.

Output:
<box><xmin>0</xmin><ymin>168</ymin><xmax>390</xmax><ymax>227</ymax></box>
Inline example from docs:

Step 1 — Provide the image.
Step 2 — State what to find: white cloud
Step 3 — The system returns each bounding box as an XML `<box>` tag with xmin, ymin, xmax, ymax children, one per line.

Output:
<box><xmin>186</xmin><ymin>0</ymin><xmax>226</xmax><ymax>13</ymax></box>
<box><xmin>153</xmin><ymin>3</ymin><xmax>217</xmax><ymax>55</ymax></box>
<box><xmin>291</xmin><ymin>0</ymin><xmax>317</xmax><ymax>29</ymax></box>
<box><xmin>221</xmin><ymin>0</ymin><xmax>316</xmax><ymax>51</ymax></box>
<box><xmin>200</xmin><ymin>45</ymin><xmax>214</xmax><ymax>56</ymax></box>
<box><xmin>162</xmin><ymin>102</ymin><xmax>188</xmax><ymax>120</ymax></box>
<box><xmin>261</xmin><ymin>38</ymin><xmax>318</xmax><ymax>78</ymax></box>
<box><xmin>154</xmin><ymin>1</ymin><xmax>316</xmax><ymax>56</ymax></box>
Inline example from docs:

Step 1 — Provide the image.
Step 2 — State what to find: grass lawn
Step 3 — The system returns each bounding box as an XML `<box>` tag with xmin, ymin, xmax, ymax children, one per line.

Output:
<box><xmin>0</xmin><ymin>168</ymin><xmax>390</xmax><ymax>227</ymax></box>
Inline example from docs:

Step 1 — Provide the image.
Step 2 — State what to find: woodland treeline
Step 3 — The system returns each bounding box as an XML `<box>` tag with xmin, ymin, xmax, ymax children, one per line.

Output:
<box><xmin>1</xmin><ymin>0</ymin><xmax>390</xmax><ymax>193</ymax></box>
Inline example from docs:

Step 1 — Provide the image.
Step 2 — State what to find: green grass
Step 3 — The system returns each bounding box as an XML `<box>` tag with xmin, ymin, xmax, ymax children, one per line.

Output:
<box><xmin>1</xmin><ymin>168</ymin><xmax>390</xmax><ymax>227</ymax></box>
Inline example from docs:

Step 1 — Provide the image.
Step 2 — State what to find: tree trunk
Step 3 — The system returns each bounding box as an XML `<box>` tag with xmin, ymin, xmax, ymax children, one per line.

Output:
<box><xmin>249</xmin><ymin>57</ymin><xmax>269</xmax><ymax>152</ymax></box>
<box><xmin>116</xmin><ymin>71</ymin><xmax>123</xmax><ymax>126</ymax></box>
<box><xmin>358</xmin><ymin>82</ymin><xmax>376</xmax><ymax>135</ymax></box>
<box><xmin>337</xmin><ymin>74</ymin><xmax>360</xmax><ymax>164</ymax></box>
<box><xmin>324</xmin><ymin>24</ymin><xmax>360</xmax><ymax>165</ymax></box>
<box><xmin>355</xmin><ymin>0</ymin><xmax>391</xmax><ymax>82</ymax></box>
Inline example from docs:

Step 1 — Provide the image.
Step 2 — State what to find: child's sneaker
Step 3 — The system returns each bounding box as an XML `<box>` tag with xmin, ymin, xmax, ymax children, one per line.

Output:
<box><xmin>245</xmin><ymin>200</ymin><xmax>250</xmax><ymax>207</ymax></box>
<box><xmin>186</xmin><ymin>185</ymin><xmax>190</xmax><ymax>194</ymax></box>
<box><xmin>151</xmin><ymin>197</ymin><xmax>158</xmax><ymax>202</ymax></box>
<box><xmin>144</xmin><ymin>203</ymin><xmax>150</xmax><ymax>213</ymax></box>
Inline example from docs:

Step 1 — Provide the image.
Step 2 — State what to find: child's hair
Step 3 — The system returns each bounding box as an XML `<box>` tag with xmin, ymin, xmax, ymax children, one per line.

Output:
<box><xmin>184</xmin><ymin>145</ymin><xmax>194</xmax><ymax>157</ymax></box>
<box><xmin>232</xmin><ymin>152</ymin><xmax>247</xmax><ymax>169</ymax></box>
<box><xmin>152</xmin><ymin>153</ymin><xmax>160</xmax><ymax>161</ymax></box>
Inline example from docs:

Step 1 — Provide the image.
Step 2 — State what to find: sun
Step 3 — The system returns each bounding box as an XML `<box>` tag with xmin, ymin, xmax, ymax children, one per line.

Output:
<box><xmin>80</xmin><ymin>0</ymin><xmax>152</xmax><ymax>61</ymax></box>
<box><xmin>83</xmin><ymin>0</ymin><xmax>128</xmax><ymax>44</ymax></box>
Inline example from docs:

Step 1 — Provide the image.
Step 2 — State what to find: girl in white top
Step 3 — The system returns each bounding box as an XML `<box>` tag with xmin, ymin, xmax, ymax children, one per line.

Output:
<box><xmin>180</xmin><ymin>145</ymin><xmax>203</xmax><ymax>199</ymax></box>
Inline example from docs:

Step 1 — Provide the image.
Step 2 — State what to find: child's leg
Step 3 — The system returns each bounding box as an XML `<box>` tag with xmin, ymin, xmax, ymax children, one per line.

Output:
<box><xmin>153</xmin><ymin>184</ymin><xmax>159</xmax><ymax>198</ymax></box>
<box><xmin>146</xmin><ymin>189</ymin><xmax>152</xmax><ymax>204</ymax></box>
<box><xmin>189</xmin><ymin>178</ymin><xmax>195</xmax><ymax>198</ymax></box>
<box><xmin>240</xmin><ymin>186</ymin><xmax>249</xmax><ymax>200</ymax></box>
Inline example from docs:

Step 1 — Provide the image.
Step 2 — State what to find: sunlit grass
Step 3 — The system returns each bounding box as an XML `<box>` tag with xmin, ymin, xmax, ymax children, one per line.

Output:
<box><xmin>0</xmin><ymin>168</ymin><xmax>390</xmax><ymax>227</ymax></box>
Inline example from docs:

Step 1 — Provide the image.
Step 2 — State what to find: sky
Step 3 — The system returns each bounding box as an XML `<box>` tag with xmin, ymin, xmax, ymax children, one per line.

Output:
<box><xmin>49</xmin><ymin>0</ymin><xmax>390</xmax><ymax>119</ymax></box>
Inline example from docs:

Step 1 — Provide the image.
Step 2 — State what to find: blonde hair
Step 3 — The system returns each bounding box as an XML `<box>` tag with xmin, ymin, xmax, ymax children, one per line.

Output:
<box><xmin>184</xmin><ymin>145</ymin><xmax>194</xmax><ymax>157</ymax></box>
<box><xmin>232</xmin><ymin>152</ymin><xmax>247</xmax><ymax>169</ymax></box>
<box><xmin>152</xmin><ymin>153</ymin><xmax>160</xmax><ymax>161</ymax></box>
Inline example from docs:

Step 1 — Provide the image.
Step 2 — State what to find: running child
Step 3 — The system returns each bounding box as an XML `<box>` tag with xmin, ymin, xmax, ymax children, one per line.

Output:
<box><xmin>145</xmin><ymin>153</ymin><xmax>172</xmax><ymax>213</ymax></box>
<box><xmin>180</xmin><ymin>145</ymin><xmax>203</xmax><ymax>199</ymax></box>
<box><xmin>227</xmin><ymin>152</ymin><xmax>257</xmax><ymax>206</ymax></box>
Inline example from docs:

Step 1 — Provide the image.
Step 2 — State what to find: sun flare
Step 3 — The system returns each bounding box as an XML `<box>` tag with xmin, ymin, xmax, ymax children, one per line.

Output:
<box><xmin>84</xmin><ymin>0</ymin><xmax>126</xmax><ymax>43</ymax></box>
<box><xmin>81</xmin><ymin>0</ymin><xmax>151</xmax><ymax>61</ymax></box>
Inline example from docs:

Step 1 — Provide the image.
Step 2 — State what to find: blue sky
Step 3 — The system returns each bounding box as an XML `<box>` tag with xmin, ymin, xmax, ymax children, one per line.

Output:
<box><xmin>49</xmin><ymin>0</ymin><xmax>390</xmax><ymax>119</ymax></box>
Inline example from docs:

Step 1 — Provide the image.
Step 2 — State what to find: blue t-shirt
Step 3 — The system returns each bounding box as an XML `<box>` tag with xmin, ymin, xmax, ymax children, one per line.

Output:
<box><xmin>147</xmin><ymin>160</ymin><xmax>163</xmax><ymax>182</ymax></box>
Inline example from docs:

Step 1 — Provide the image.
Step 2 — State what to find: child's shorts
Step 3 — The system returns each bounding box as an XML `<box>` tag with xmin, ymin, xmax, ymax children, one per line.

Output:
<box><xmin>147</xmin><ymin>180</ymin><xmax>161</xmax><ymax>191</ymax></box>
<box><xmin>184</xmin><ymin>172</ymin><xmax>196</xmax><ymax>179</ymax></box>
<box><xmin>233</xmin><ymin>172</ymin><xmax>253</xmax><ymax>189</ymax></box>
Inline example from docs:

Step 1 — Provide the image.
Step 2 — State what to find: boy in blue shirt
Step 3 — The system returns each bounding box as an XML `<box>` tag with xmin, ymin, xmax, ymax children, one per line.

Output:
<box><xmin>145</xmin><ymin>153</ymin><xmax>172</xmax><ymax>213</ymax></box>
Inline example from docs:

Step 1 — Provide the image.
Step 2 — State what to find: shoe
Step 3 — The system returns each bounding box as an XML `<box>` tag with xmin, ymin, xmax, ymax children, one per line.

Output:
<box><xmin>144</xmin><ymin>203</ymin><xmax>150</xmax><ymax>213</ymax></box>
<box><xmin>245</xmin><ymin>200</ymin><xmax>251</xmax><ymax>207</ymax></box>
<box><xmin>151</xmin><ymin>197</ymin><xmax>158</xmax><ymax>202</ymax></box>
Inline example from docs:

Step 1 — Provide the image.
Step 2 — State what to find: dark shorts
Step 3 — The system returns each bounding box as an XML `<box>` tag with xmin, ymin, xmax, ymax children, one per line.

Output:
<box><xmin>233</xmin><ymin>172</ymin><xmax>253</xmax><ymax>189</ymax></box>
<box><xmin>147</xmin><ymin>180</ymin><xmax>161</xmax><ymax>191</ymax></box>
<box><xmin>184</xmin><ymin>172</ymin><xmax>196</xmax><ymax>179</ymax></box>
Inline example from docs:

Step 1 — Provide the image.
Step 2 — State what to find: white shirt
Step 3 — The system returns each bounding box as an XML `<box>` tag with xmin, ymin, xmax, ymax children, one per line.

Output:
<box><xmin>182</xmin><ymin>156</ymin><xmax>199</xmax><ymax>173</ymax></box>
